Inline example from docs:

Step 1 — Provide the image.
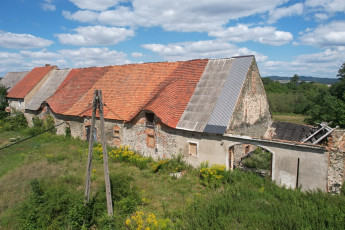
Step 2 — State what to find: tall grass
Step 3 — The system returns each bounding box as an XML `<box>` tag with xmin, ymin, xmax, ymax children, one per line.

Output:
<box><xmin>178</xmin><ymin>169</ymin><xmax>345</xmax><ymax>230</ymax></box>
<box><xmin>1</xmin><ymin>129</ymin><xmax>345</xmax><ymax>229</ymax></box>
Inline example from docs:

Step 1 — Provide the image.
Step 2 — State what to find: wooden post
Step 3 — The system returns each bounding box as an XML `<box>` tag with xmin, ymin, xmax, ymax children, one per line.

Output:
<box><xmin>98</xmin><ymin>90</ymin><xmax>114</xmax><ymax>215</ymax></box>
<box><xmin>84</xmin><ymin>90</ymin><xmax>98</xmax><ymax>203</ymax></box>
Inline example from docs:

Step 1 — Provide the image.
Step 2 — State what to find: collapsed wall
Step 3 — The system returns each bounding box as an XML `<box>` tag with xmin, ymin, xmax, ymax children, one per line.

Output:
<box><xmin>327</xmin><ymin>129</ymin><xmax>345</xmax><ymax>194</ymax></box>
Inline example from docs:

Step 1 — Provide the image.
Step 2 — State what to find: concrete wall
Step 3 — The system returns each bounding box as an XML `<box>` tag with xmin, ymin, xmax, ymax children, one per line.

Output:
<box><xmin>227</xmin><ymin>60</ymin><xmax>271</xmax><ymax>137</ymax></box>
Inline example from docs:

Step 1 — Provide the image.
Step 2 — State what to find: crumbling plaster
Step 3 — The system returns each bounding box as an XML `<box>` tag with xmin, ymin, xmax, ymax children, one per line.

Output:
<box><xmin>227</xmin><ymin>61</ymin><xmax>271</xmax><ymax>137</ymax></box>
<box><xmin>30</xmin><ymin>105</ymin><xmax>336</xmax><ymax>193</ymax></box>
<box><xmin>327</xmin><ymin>130</ymin><xmax>345</xmax><ymax>194</ymax></box>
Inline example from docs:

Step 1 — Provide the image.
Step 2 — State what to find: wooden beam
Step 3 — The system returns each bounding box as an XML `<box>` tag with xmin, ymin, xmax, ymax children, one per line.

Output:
<box><xmin>84</xmin><ymin>90</ymin><xmax>97</xmax><ymax>203</ymax></box>
<box><xmin>98</xmin><ymin>90</ymin><xmax>114</xmax><ymax>216</ymax></box>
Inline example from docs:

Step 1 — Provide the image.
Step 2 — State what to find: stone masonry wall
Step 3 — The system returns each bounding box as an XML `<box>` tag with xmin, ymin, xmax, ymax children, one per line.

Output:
<box><xmin>226</xmin><ymin>60</ymin><xmax>271</xmax><ymax>137</ymax></box>
<box><xmin>327</xmin><ymin>129</ymin><xmax>345</xmax><ymax>194</ymax></box>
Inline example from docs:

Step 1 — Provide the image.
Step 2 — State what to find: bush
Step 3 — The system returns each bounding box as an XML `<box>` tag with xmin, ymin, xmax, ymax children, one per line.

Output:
<box><xmin>0</xmin><ymin>85</ymin><xmax>9</xmax><ymax>119</ymax></box>
<box><xmin>2</xmin><ymin>110</ymin><xmax>28</xmax><ymax>131</ymax></box>
<box><xmin>65</xmin><ymin>126</ymin><xmax>71</xmax><ymax>137</ymax></box>
<box><xmin>44</xmin><ymin>114</ymin><xmax>56</xmax><ymax>134</ymax></box>
<box><xmin>199</xmin><ymin>164</ymin><xmax>230</xmax><ymax>188</ymax></box>
<box><xmin>180</xmin><ymin>169</ymin><xmax>345</xmax><ymax>230</ymax></box>
<box><xmin>108</xmin><ymin>145</ymin><xmax>152</xmax><ymax>170</ymax></box>
<box><xmin>242</xmin><ymin>147</ymin><xmax>271</xmax><ymax>170</ymax></box>
<box><xmin>151</xmin><ymin>155</ymin><xmax>187</xmax><ymax>173</ymax></box>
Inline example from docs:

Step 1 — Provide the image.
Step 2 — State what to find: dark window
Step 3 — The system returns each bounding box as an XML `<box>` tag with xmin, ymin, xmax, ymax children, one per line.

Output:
<box><xmin>145</xmin><ymin>112</ymin><xmax>154</xmax><ymax>128</ymax></box>
<box><xmin>86</xmin><ymin>125</ymin><xmax>97</xmax><ymax>142</ymax></box>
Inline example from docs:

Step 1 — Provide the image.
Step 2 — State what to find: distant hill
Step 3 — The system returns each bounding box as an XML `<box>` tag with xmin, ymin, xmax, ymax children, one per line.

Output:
<box><xmin>264</xmin><ymin>76</ymin><xmax>339</xmax><ymax>85</ymax></box>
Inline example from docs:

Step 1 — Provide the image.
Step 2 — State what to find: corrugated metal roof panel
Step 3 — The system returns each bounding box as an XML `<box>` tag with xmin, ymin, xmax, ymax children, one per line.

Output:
<box><xmin>203</xmin><ymin>56</ymin><xmax>253</xmax><ymax>134</ymax></box>
<box><xmin>0</xmin><ymin>71</ymin><xmax>29</xmax><ymax>91</ymax></box>
<box><xmin>176</xmin><ymin>59</ymin><xmax>233</xmax><ymax>132</ymax></box>
<box><xmin>25</xmin><ymin>69</ymin><xmax>71</xmax><ymax>111</ymax></box>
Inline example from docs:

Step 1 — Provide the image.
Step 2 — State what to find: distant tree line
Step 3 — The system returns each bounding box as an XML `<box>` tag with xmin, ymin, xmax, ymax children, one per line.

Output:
<box><xmin>263</xmin><ymin>63</ymin><xmax>345</xmax><ymax>128</ymax></box>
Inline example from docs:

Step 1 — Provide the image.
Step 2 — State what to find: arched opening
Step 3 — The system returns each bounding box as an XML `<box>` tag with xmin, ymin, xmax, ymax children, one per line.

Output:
<box><xmin>227</xmin><ymin>143</ymin><xmax>274</xmax><ymax>179</ymax></box>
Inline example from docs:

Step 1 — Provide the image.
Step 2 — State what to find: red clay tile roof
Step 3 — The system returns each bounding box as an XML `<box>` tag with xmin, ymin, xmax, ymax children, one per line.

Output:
<box><xmin>63</xmin><ymin>60</ymin><xmax>208</xmax><ymax>128</ymax></box>
<box><xmin>144</xmin><ymin>59</ymin><xmax>209</xmax><ymax>127</ymax></box>
<box><xmin>46</xmin><ymin>67</ymin><xmax>110</xmax><ymax>114</ymax></box>
<box><xmin>7</xmin><ymin>66</ymin><xmax>56</xmax><ymax>99</ymax></box>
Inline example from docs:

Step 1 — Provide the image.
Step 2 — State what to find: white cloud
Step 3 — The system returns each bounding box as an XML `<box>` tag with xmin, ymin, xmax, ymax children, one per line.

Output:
<box><xmin>209</xmin><ymin>24</ymin><xmax>293</xmax><ymax>46</ymax></box>
<box><xmin>300</xmin><ymin>21</ymin><xmax>345</xmax><ymax>47</ymax></box>
<box><xmin>142</xmin><ymin>40</ymin><xmax>267</xmax><ymax>62</ymax></box>
<box><xmin>42</xmin><ymin>0</ymin><xmax>56</xmax><ymax>11</ymax></box>
<box><xmin>59</xmin><ymin>47</ymin><xmax>130</xmax><ymax>67</ymax></box>
<box><xmin>62</xmin><ymin>10</ymin><xmax>98</xmax><ymax>23</ymax></box>
<box><xmin>68</xmin><ymin>0</ymin><xmax>120</xmax><ymax>11</ymax></box>
<box><xmin>64</xmin><ymin>0</ymin><xmax>286</xmax><ymax>32</ymax></box>
<box><xmin>0</xmin><ymin>32</ymin><xmax>53</xmax><ymax>49</ymax></box>
<box><xmin>0</xmin><ymin>48</ymin><xmax>130</xmax><ymax>76</ymax></box>
<box><xmin>56</xmin><ymin>26</ymin><xmax>134</xmax><ymax>46</ymax></box>
<box><xmin>314</xmin><ymin>13</ymin><xmax>329</xmax><ymax>21</ymax></box>
<box><xmin>268</xmin><ymin>3</ymin><xmax>303</xmax><ymax>24</ymax></box>
<box><xmin>131</xmin><ymin>52</ymin><xmax>143</xmax><ymax>58</ymax></box>
<box><xmin>259</xmin><ymin>47</ymin><xmax>345</xmax><ymax>77</ymax></box>
<box><xmin>305</xmin><ymin>0</ymin><xmax>345</xmax><ymax>13</ymax></box>
<box><xmin>20</xmin><ymin>49</ymin><xmax>59</xmax><ymax>59</ymax></box>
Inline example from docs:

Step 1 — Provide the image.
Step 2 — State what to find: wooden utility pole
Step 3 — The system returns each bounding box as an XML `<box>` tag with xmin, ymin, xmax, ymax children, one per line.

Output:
<box><xmin>84</xmin><ymin>90</ymin><xmax>113</xmax><ymax>216</ymax></box>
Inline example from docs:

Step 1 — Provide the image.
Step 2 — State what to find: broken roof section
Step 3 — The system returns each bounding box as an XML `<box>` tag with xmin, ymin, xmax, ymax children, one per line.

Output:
<box><xmin>0</xmin><ymin>71</ymin><xmax>29</xmax><ymax>91</ymax></box>
<box><xmin>7</xmin><ymin>65</ymin><xmax>56</xmax><ymax>99</ymax></box>
<box><xmin>268</xmin><ymin>121</ymin><xmax>337</xmax><ymax>145</ymax></box>
<box><xmin>65</xmin><ymin>60</ymin><xmax>208</xmax><ymax>127</ymax></box>
<box><xmin>270</xmin><ymin>121</ymin><xmax>313</xmax><ymax>142</ymax></box>
<box><xmin>25</xmin><ymin>69</ymin><xmax>71</xmax><ymax>111</ymax></box>
<box><xmin>46</xmin><ymin>67</ymin><xmax>111</xmax><ymax>114</ymax></box>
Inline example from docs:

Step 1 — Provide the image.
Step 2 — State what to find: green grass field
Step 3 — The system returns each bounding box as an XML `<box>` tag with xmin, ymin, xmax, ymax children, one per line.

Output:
<box><xmin>1</xmin><ymin>129</ymin><xmax>345</xmax><ymax>229</ymax></box>
<box><xmin>272</xmin><ymin>112</ymin><xmax>308</xmax><ymax>125</ymax></box>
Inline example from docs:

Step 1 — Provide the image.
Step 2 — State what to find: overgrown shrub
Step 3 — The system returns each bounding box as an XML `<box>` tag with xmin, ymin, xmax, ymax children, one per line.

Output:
<box><xmin>179</xmin><ymin>169</ymin><xmax>345</xmax><ymax>230</ymax></box>
<box><xmin>199</xmin><ymin>163</ymin><xmax>230</xmax><ymax>188</ymax></box>
<box><xmin>65</xmin><ymin>126</ymin><xmax>71</xmax><ymax>137</ymax></box>
<box><xmin>151</xmin><ymin>155</ymin><xmax>187</xmax><ymax>173</ymax></box>
<box><xmin>242</xmin><ymin>147</ymin><xmax>271</xmax><ymax>170</ymax></box>
<box><xmin>18</xmin><ymin>179</ymin><xmax>82</xmax><ymax>229</ymax></box>
<box><xmin>108</xmin><ymin>145</ymin><xmax>152</xmax><ymax>170</ymax></box>
<box><xmin>44</xmin><ymin>114</ymin><xmax>56</xmax><ymax>134</ymax></box>
<box><xmin>0</xmin><ymin>85</ymin><xmax>9</xmax><ymax>119</ymax></box>
<box><xmin>29</xmin><ymin>115</ymin><xmax>56</xmax><ymax>136</ymax></box>
<box><xmin>2</xmin><ymin>110</ymin><xmax>28</xmax><ymax>131</ymax></box>
<box><xmin>126</xmin><ymin>211</ymin><xmax>172</xmax><ymax>230</ymax></box>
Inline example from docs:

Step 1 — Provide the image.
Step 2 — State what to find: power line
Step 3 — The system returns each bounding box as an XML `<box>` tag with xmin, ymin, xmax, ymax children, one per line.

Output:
<box><xmin>104</xmin><ymin>103</ymin><xmax>124</xmax><ymax>121</ymax></box>
<box><xmin>0</xmin><ymin>104</ymin><xmax>94</xmax><ymax>150</ymax></box>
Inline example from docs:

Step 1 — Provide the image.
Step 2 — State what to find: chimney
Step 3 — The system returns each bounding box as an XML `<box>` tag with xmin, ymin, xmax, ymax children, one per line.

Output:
<box><xmin>45</xmin><ymin>64</ymin><xmax>50</xmax><ymax>67</ymax></box>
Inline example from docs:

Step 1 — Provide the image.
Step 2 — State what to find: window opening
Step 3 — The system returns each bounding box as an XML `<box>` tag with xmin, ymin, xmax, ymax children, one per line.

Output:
<box><xmin>147</xmin><ymin>134</ymin><xmax>155</xmax><ymax>148</ymax></box>
<box><xmin>145</xmin><ymin>112</ymin><xmax>154</xmax><ymax>128</ymax></box>
<box><xmin>189</xmin><ymin>142</ymin><xmax>197</xmax><ymax>156</ymax></box>
<box><xmin>86</xmin><ymin>125</ymin><xmax>97</xmax><ymax>142</ymax></box>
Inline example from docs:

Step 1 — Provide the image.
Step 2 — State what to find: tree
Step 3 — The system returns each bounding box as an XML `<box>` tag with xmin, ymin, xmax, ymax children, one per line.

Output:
<box><xmin>0</xmin><ymin>85</ymin><xmax>9</xmax><ymax>119</ymax></box>
<box><xmin>337</xmin><ymin>62</ymin><xmax>345</xmax><ymax>80</ymax></box>
<box><xmin>291</xmin><ymin>74</ymin><xmax>300</xmax><ymax>84</ymax></box>
<box><xmin>331</xmin><ymin>62</ymin><xmax>345</xmax><ymax>101</ymax></box>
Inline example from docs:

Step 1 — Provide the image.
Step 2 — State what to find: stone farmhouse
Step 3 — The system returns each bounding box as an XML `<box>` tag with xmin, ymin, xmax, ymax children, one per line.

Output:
<box><xmin>1</xmin><ymin>56</ymin><xmax>344</xmax><ymax>193</ymax></box>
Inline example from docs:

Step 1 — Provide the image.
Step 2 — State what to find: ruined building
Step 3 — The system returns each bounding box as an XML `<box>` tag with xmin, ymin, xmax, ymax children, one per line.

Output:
<box><xmin>1</xmin><ymin>56</ymin><xmax>344</xmax><ymax>193</ymax></box>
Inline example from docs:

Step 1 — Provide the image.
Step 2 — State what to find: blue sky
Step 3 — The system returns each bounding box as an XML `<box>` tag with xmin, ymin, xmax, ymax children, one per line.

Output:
<box><xmin>0</xmin><ymin>0</ymin><xmax>345</xmax><ymax>78</ymax></box>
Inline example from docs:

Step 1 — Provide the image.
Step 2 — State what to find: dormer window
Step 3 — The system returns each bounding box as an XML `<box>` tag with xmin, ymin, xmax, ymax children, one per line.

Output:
<box><xmin>145</xmin><ymin>112</ymin><xmax>154</xmax><ymax>128</ymax></box>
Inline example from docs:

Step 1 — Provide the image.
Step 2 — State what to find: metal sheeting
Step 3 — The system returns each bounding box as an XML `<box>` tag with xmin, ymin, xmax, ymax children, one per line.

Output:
<box><xmin>0</xmin><ymin>71</ymin><xmax>29</xmax><ymax>91</ymax></box>
<box><xmin>204</xmin><ymin>56</ymin><xmax>253</xmax><ymax>134</ymax></box>
<box><xmin>25</xmin><ymin>69</ymin><xmax>71</xmax><ymax>111</ymax></box>
<box><xmin>176</xmin><ymin>59</ymin><xmax>233</xmax><ymax>131</ymax></box>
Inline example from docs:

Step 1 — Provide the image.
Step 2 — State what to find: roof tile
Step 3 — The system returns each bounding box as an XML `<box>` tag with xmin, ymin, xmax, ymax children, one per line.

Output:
<box><xmin>7</xmin><ymin>66</ymin><xmax>56</xmax><ymax>99</ymax></box>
